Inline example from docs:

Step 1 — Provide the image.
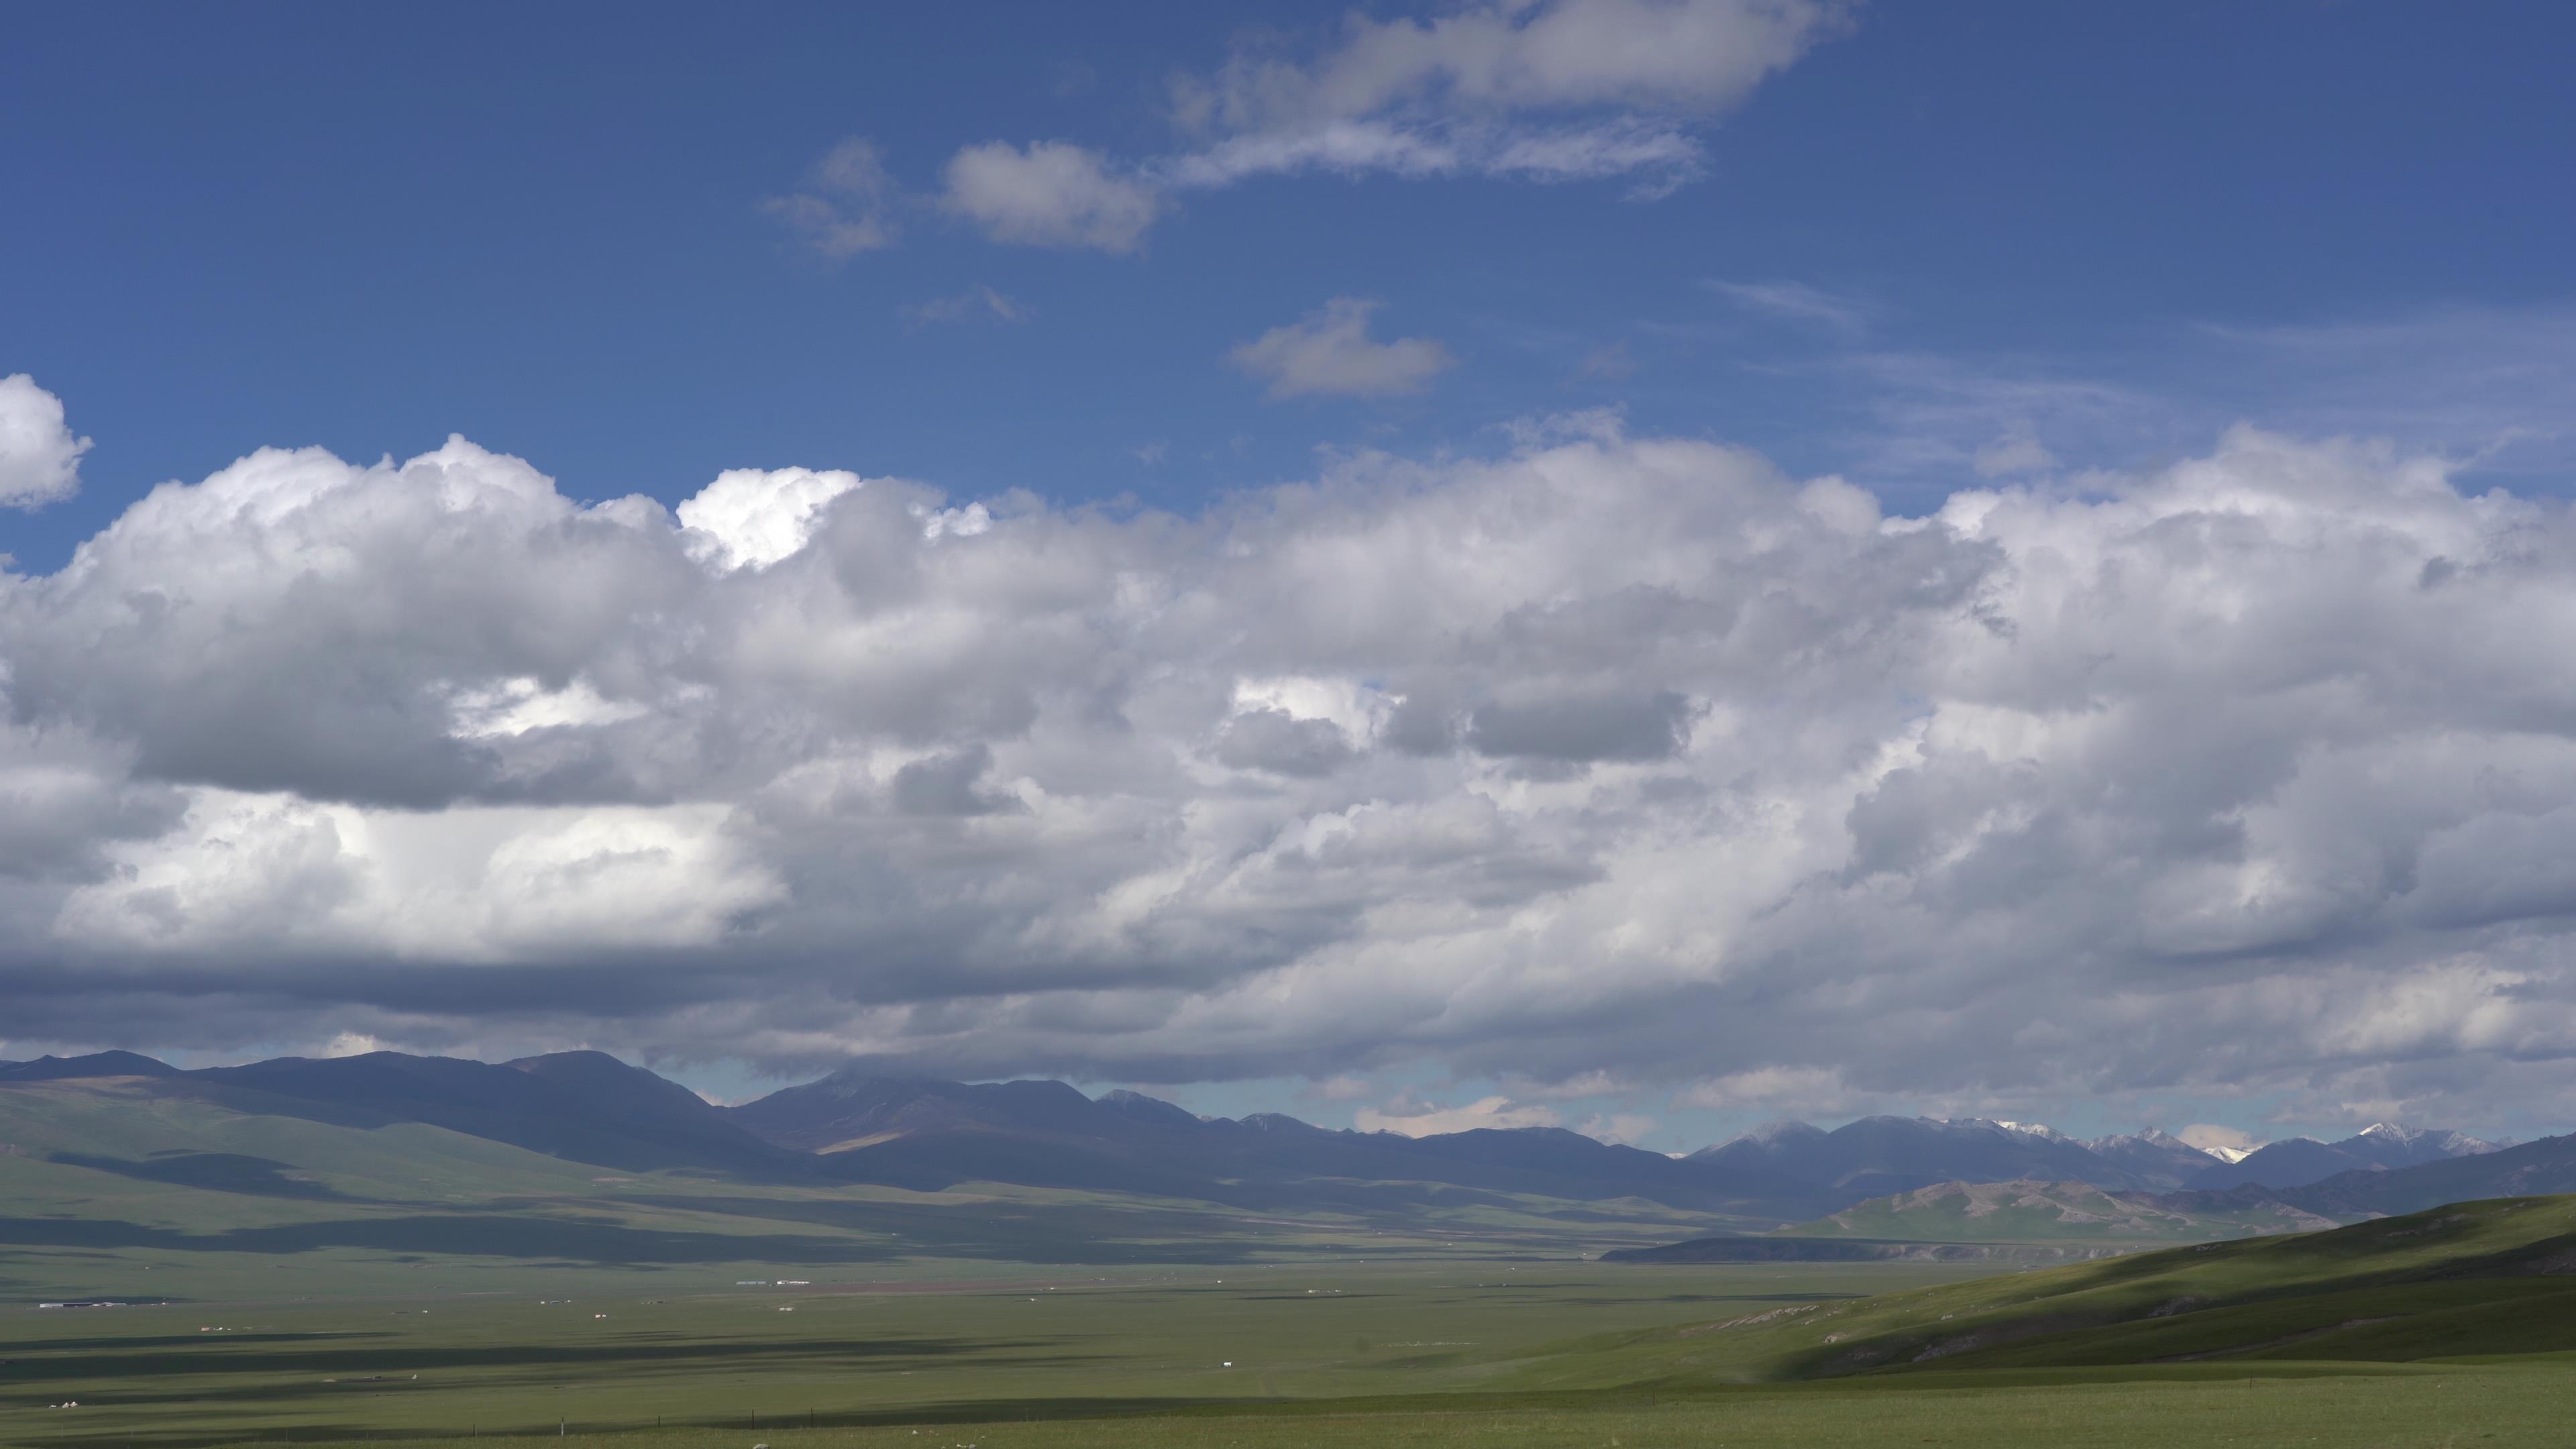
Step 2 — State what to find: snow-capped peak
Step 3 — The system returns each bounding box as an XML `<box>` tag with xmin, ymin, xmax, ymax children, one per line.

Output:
<box><xmin>2201</xmin><ymin>1144</ymin><xmax>2255</xmax><ymax>1164</ymax></box>
<box><xmin>1941</xmin><ymin>1117</ymin><xmax>2072</xmax><ymax>1142</ymax></box>
<box><xmin>1715</xmin><ymin>1118</ymin><xmax>1825</xmax><ymax>1150</ymax></box>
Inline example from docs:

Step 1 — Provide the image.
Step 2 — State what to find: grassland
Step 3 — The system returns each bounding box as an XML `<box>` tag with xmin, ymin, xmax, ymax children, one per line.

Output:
<box><xmin>8</xmin><ymin>1077</ymin><xmax>2576</xmax><ymax>1446</ymax></box>
<box><xmin>1773</xmin><ymin>1178</ymin><xmax>2337</xmax><ymax>1244</ymax></box>
<box><xmin>0</xmin><ymin>1259</ymin><xmax>2005</xmax><ymax>1445</ymax></box>
<box><xmin>0</xmin><ymin>1077</ymin><xmax>1742</xmax><ymax>1283</ymax></box>
<box><xmin>11</xmin><ymin>1196</ymin><xmax>2576</xmax><ymax>1446</ymax></box>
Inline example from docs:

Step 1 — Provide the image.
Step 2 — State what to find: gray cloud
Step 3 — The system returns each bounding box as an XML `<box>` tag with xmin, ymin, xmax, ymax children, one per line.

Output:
<box><xmin>1467</xmin><ymin>691</ymin><xmax>1691</xmax><ymax>762</ymax></box>
<box><xmin>5</xmin><ymin>415</ymin><xmax>2576</xmax><ymax>1133</ymax></box>
<box><xmin>1167</xmin><ymin>0</ymin><xmax>1846</xmax><ymax>196</ymax></box>
<box><xmin>1230</xmin><ymin>298</ymin><xmax>1456</xmax><ymax>399</ymax></box>
<box><xmin>938</xmin><ymin>141</ymin><xmax>1162</xmax><ymax>253</ymax></box>
<box><xmin>763</xmin><ymin>137</ymin><xmax>902</xmax><ymax>259</ymax></box>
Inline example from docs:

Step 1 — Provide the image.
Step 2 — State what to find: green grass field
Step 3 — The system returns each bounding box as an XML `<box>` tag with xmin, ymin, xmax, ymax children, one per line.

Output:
<box><xmin>0</xmin><ymin>1259</ymin><xmax>2006</xmax><ymax>1444</ymax></box>
<box><xmin>15</xmin><ymin>1275</ymin><xmax>2576</xmax><ymax>1448</ymax></box>
<box><xmin>9</xmin><ymin>1078</ymin><xmax>2576</xmax><ymax>1446</ymax></box>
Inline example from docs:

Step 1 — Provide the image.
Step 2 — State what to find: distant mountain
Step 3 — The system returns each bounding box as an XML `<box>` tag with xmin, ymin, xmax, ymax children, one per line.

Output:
<box><xmin>726</xmin><ymin>1067</ymin><xmax>1821</xmax><ymax>1218</ymax></box>
<box><xmin>0</xmin><ymin>1049</ymin><xmax>2540</xmax><ymax>1232</ymax></box>
<box><xmin>2185</xmin><ymin>1122</ymin><xmax>2506</xmax><ymax>1191</ymax></box>
<box><xmin>190</xmin><ymin>1050</ymin><xmax>802</xmax><ymax>1177</ymax></box>
<box><xmin>729</xmin><ymin>1074</ymin><xmax>1112</xmax><ymax>1152</ymax></box>
<box><xmin>2273</xmin><ymin>1131</ymin><xmax>2576</xmax><ymax>1219</ymax></box>
<box><xmin>1691</xmin><ymin>1116</ymin><xmax>2205</xmax><ymax>1199</ymax></box>
<box><xmin>2081</xmin><ymin>1129</ymin><xmax>2226</xmax><ymax>1187</ymax></box>
<box><xmin>0</xmin><ymin>1051</ymin><xmax>183</xmax><ymax>1081</ymax></box>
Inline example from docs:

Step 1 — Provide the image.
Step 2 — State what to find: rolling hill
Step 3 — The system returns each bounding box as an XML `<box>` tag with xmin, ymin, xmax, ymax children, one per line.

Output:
<box><xmin>727</xmin><ymin>1065</ymin><xmax>1825</xmax><ymax>1218</ymax></box>
<box><xmin>1776</xmin><ymin>1178</ymin><xmax>2339</xmax><ymax>1243</ymax></box>
<box><xmin>1551</xmin><ymin>1192</ymin><xmax>2576</xmax><ymax>1386</ymax></box>
<box><xmin>1598</xmin><ymin>1179</ymin><xmax>2339</xmax><ymax>1263</ymax></box>
<box><xmin>1</xmin><ymin>1049</ymin><xmax>2554</xmax><ymax>1266</ymax></box>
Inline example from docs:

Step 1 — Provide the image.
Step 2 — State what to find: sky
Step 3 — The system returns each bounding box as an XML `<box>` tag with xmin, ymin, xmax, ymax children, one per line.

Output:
<box><xmin>3</xmin><ymin>1</ymin><xmax>2575</xmax><ymax>1154</ymax></box>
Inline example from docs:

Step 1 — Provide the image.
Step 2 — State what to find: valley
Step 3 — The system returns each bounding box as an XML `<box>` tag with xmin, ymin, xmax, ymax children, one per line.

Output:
<box><xmin>1</xmin><ymin>1051</ymin><xmax>2572</xmax><ymax>1444</ymax></box>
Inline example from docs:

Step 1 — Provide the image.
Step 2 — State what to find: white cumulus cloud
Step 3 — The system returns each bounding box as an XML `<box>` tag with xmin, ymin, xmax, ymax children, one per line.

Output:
<box><xmin>678</xmin><ymin>466</ymin><xmax>869</xmax><ymax>572</ymax></box>
<box><xmin>0</xmin><ymin>374</ymin><xmax>91</xmax><ymax>508</ymax></box>
<box><xmin>5</xmin><ymin>400</ymin><xmax>2576</xmax><ymax>1136</ymax></box>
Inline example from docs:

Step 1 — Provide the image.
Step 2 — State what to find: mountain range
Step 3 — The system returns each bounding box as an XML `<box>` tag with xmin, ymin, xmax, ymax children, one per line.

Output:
<box><xmin>0</xmin><ymin>1049</ymin><xmax>2544</xmax><ymax>1231</ymax></box>
<box><xmin>2180</xmin><ymin>1122</ymin><xmax>2509</xmax><ymax>1190</ymax></box>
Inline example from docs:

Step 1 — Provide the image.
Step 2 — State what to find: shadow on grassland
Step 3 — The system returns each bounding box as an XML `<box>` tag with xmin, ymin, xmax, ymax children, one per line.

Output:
<box><xmin>0</xmin><ymin>1370</ymin><xmax>2469</xmax><ymax>1449</ymax></box>
<box><xmin>23</xmin><ymin>1336</ymin><xmax>1083</xmax><ymax>1407</ymax></box>
<box><xmin>615</xmin><ymin>1194</ymin><xmax>1287</xmax><ymax>1265</ymax></box>
<box><xmin>48</xmin><ymin>1152</ymin><xmax>363</xmax><ymax>1202</ymax></box>
<box><xmin>20</xmin><ymin>1330</ymin><xmax>1046</xmax><ymax>1371</ymax></box>
<box><xmin>0</xmin><ymin>1215</ymin><xmax>896</xmax><ymax>1266</ymax></box>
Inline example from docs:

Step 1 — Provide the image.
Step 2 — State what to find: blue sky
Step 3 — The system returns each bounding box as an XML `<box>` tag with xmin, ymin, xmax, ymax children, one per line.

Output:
<box><xmin>9</xmin><ymin>1</ymin><xmax>2570</xmax><ymax>568</ymax></box>
<box><xmin>5</xmin><ymin>2</ymin><xmax>2575</xmax><ymax>1153</ymax></box>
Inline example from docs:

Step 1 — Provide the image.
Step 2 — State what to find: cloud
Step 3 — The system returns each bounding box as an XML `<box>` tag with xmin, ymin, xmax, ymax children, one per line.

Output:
<box><xmin>939</xmin><ymin>141</ymin><xmax>1163</xmax><ymax>252</ymax></box>
<box><xmin>1972</xmin><ymin>427</ymin><xmax>2057</xmax><ymax>478</ymax></box>
<box><xmin>1705</xmin><ymin>278</ymin><xmax>1870</xmax><ymax>335</ymax></box>
<box><xmin>1308</xmin><ymin>1073</ymin><xmax>1376</xmax><ymax>1102</ymax></box>
<box><xmin>677</xmin><ymin>466</ymin><xmax>869</xmax><ymax>573</ymax></box>
<box><xmin>2178</xmin><ymin>1124</ymin><xmax>2265</xmax><ymax>1155</ymax></box>
<box><xmin>767</xmin><ymin>2</ymin><xmax>1847</xmax><ymax>265</ymax></box>
<box><xmin>11</xmin><ymin>405</ymin><xmax>2576</xmax><ymax>1134</ymax></box>
<box><xmin>1230</xmin><ymin>298</ymin><xmax>1457</xmax><ymax>398</ymax></box>
<box><xmin>1578</xmin><ymin>341</ymin><xmax>1638</xmax><ymax>381</ymax></box>
<box><xmin>0</xmin><ymin>374</ymin><xmax>91</xmax><ymax>508</ymax></box>
<box><xmin>1466</xmin><ymin>691</ymin><xmax>1692</xmax><ymax>762</ymax></box>
<box><xmin>1356</xmin><ymin>1093</ymin><xmax>1560</xmax><ymax>1136</ymax></box>
<box><xmin>899</xmin><ymin>286</ymin><xmax>1030</xmax><ymax>329</ymax></box>
<box><xmin>763</xmin><ymin>137</ymin><xmax>901</xmax><ymax>259</ymax></box>
<box><xmin>1578</xmin><ymin>1112</ymin><xmax>1658</xmax><ymax>1146</ymax></box>
<box><xmin>1167</xmin><ymin>0</ymin><xmax>1845</xmax><ymax>193</ymax></box>
<box><xmin>1161</xmin><ymin>116</ymin><xmax>1709</xmax><ymax>198</ymax></box>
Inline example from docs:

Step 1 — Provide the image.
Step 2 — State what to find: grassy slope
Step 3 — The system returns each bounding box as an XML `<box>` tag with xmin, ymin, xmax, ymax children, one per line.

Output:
<box><xmin>0</xmin><ymin>1260</ymin><xmax>1998</xmax><ymax>1446</ymax></box>
<box><xmin>1778</xmin><ymin>1179</ymin><xmax>2337</xmax><ymax>1244</ymax></box>
<box><xmin>11</xmin><ymin>1081</ymin><xmax>2576</xmax><ymax>1446</ymax></box>
<box><xmin>1503</xmin><ymin>1192</ymin><xmax>2576</xmax><ymax>1389</ymax></box>
<box><xmin>0</xmin><ymin>1079</ymin><xmax>1758</xmax><ymax>1288</ymax></box>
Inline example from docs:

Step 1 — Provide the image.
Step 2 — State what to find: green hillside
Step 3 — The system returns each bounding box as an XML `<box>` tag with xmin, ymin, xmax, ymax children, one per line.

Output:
<box><xmin>0</xmin><ymin>1075</ymin><xmax>1752</xmax><ymax>1307</ymax></box>
<box><xmin>1776</xmin><ymin>1178</ymin><xmax>2339</xmax><ymax>1244</ymax></box>
<box><xmin>1513</xmin><ymin>1192</ymin><xmax>2576</xmax><ymax>1389</ymax></box>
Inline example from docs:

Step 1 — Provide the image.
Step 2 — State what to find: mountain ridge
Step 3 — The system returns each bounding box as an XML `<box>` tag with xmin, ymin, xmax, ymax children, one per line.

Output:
<box><xmin>0</xmin><ymin>1049</ymin><xmax>2540</xmax><ymax>1226</ymax></box>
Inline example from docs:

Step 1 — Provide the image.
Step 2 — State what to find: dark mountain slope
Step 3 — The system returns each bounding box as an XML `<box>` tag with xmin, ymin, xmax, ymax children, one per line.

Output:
<box><xmin>0</xmin><ymin>1051</ymin><xmax>183</xmax><ymax>1081</ymax></box>
<box><xmin>2187</xmin><ymin>1122</ymin><xmax>2502</xmax><ymax>1190</ymax></box>
<box><xmin>2278</xmin><ymin>1132</ymin><xmax>2576</xmax><ymax>1218</ymax></box>
<box><xmin>728</xmin><ymin>1074</ymin><xmax>1110</xmax><ymax>1150</ymax></box>
<box><xmin>2083</xmin><ymin>1129</ymin><xmax>2224</xmax><ymax>1187</ymax></box>
<box><xmin>1694</xmin><ymin>1116</ymin><xmax>2161</xmax><ymax>1198</ymax></box>
<box><xmin>192</xmin><ymin>1051</ymin><xmax>802</xmax><ymax>1177</ymax></box>
<box><xmin>729</xmin><ymin>1069</ymin><xmax>1821</xmax><ymax>1217</ymax></box>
